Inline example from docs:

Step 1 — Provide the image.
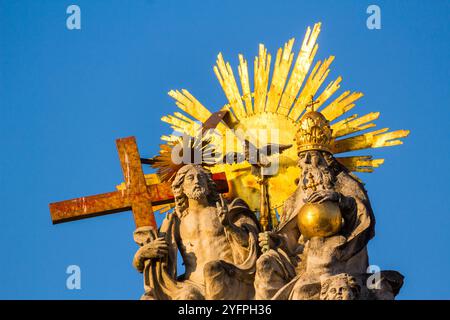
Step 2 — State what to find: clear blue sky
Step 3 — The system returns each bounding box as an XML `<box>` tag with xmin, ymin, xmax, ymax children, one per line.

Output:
<box><xmin>0</xmin><ymin>0</ymin><xmax>449</xmax><ymax>299</ymax></box>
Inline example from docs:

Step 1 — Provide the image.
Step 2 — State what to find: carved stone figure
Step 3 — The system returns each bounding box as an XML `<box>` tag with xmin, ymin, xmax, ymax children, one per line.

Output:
<box><xmin>48</xmin><ymin>23</ymin><xmax>410</xmax><ymax>302</ymax></box>
<box><xmin>255</xmin><ymin>149</ymin><xmax>373</xmax><ymax>299</ymax></box>
<box><xmin>254</xmin><ymin>107</ymin><xmax>403</xmax><ymax>300</ymax></box>
<box><xmin>133</xmin><ymin>164</ymin><xmax>260</xmax><ymax>300</ymax></box>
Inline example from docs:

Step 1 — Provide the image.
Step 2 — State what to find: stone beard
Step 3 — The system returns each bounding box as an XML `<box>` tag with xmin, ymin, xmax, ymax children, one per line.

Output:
<box><xmin>185</xmin><ymin>185</ymin><xmax>207</xmax><ymax>200</ymax></box>
<box><xmin>133</xmin><ymin>164</ymin><xmax>260</xmax><ymax>300</ymax></box>
<box><xmin>299</xmin><ymin>151</ymin><xmax>335</xmax><ymax>194</ymax></box>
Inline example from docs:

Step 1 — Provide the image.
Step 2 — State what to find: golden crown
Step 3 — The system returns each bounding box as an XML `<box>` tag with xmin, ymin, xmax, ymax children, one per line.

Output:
<box><xmin>295</xmin><ymin>97</ymin><xmax>333</xmax><ymax>154</ymax></box>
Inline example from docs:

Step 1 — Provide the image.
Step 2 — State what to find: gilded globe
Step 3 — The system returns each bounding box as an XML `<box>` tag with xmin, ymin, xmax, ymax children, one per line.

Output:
<box><xmin>297</xmin><ymin>201</ymin><xmax>342</xmax><ymax>239</ymax></box>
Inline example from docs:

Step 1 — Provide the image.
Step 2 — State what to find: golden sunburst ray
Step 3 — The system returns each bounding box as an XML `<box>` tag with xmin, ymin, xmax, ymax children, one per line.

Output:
<box><xmin>320</xmin><ymin>90</ymin><xmax>364</xmax><ymax>121</ymax></box>
<box><xmin>289</xmin><ymin>55</ymin><xmax>335</xmax><ymax>121</ymax></box>
<box><xmin>332</xmin><ymin>128</ymin><xmax>410</xmax><ymax>154</ymax></box>
<box><xmin>168</xmin><ymin>89</ymin><xmax>212</xmax><ymax>123</ymax></box>
<box><xmin>336</xmin><ymin>156</ymin><xmax>385</xmax><ymax>173</ymax></box>
<box><xmin>331</xmin><ymin>112</ymin><xmax>380</xmax><ymax>138</ymax></box>
<box><xmin>238</xmin><ymin>54</ymin><xmax>253</xmax><ymax>115</ymax></box>
<box><xmin>253</xmin><ymin>44</ymin><xmax>271</xmax><ymax>114</ymax></box>
<box><xmin>266</xmin><ymin>38</ymin><xmax>295</xmax><ymax>113</ymax></box>
<box><xmin>278</xmin><ymin>23</ymin><xmax>321</xmax><ymax>116</ymax></box>
<box><xmin>214</xmin><ymin>53</ymin><xmax>247</xmax><ymax>119</ymax></box>
<box><xmin>155</xmin><ymin>22</ymin><xmax>409</xmax><ymax>224</ymax></box>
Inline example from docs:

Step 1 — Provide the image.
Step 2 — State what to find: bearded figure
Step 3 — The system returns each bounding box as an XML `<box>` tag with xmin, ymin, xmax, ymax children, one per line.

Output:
<box><xmin>254</xmin><ymin>107</ymin><xmax>403</xmax><ymax>300</ymax></box>
<box><xmin>132</xmin><ymin>164</ymin><xmax>260</xmax><ymax>300</ymax></box>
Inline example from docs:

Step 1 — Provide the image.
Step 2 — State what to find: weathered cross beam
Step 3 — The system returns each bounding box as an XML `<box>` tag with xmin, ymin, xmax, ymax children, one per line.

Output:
<box><xmin>49</xmin><ymin>136</ymin><xmax>228</xmax><ymax>228</ymax></box>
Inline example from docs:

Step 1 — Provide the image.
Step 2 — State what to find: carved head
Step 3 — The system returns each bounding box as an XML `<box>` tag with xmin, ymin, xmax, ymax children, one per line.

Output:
<box><xmin>296</xmin><ymin>109</ymin><xmax>333</xmax><ymax>155</ymax></box>
<box><xmin>171</xmin><ymin>164</ymin><xmax>219</xmax><ymax>214</ymax></box>
<box><xmin>320</xmin><ymin>273</ymin><xmax>361</xmax><ymax>300</ymax></box>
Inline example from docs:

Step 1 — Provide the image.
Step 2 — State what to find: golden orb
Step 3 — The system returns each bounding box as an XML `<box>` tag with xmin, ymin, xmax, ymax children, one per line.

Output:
<box><xmin>297</xmin><ymin>201</ymin><xmax>342</xmax><ymax>239</ymax></box>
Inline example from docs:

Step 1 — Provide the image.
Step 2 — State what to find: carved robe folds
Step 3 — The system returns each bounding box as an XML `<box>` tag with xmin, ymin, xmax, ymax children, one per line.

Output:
<box><xmin>134</xmin><ymin>199</ymin><xmax>260</xmax><ymax>300</ymax></box>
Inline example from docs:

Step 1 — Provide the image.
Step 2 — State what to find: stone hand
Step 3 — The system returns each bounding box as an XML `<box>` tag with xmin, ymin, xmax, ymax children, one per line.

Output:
<box><xmin>215</xmin><ymin>194</ymin><xmax>230</xmax><ymax>226</ymax></box>
<box><xmin>307</xmin><ymin>190</ymin><xmax>340</xmax><ymax>204</ymax></box>
<box><xmin>135</xmin><ymin>237</ymin><xmax>169</xmax><ymax>261</ymax></box>
<box><xmin>258</xmin><ymin>231</ymin><xmax>278</xmax><ymax>253</ymax></box>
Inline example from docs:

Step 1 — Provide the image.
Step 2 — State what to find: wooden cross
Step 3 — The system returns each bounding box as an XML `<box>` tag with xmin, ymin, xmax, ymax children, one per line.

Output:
<box><xmin>49</xmin><ymin>136</ymin><xmax>228</xmax><ymax>228</ymax></box>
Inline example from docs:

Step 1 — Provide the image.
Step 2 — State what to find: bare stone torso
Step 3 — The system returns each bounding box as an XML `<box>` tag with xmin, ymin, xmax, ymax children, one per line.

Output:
<box><xmin>179</xmin><ymin>206</ymin><xmax>234</xmax><ymax>284</ymax></box>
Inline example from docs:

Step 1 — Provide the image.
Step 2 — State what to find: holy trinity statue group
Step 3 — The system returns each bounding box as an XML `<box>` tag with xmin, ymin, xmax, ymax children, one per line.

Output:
<box><xmin>132</xmin><ymin>107</ymin><xmax>404</xmax><ymax>300</ymax></box>
<box><xmin>49</xmin><ymin>22</ymin><xmax>409</xmax><ymax>301</ymax></box>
